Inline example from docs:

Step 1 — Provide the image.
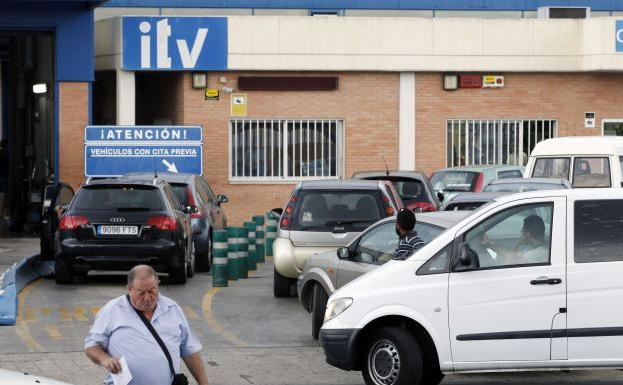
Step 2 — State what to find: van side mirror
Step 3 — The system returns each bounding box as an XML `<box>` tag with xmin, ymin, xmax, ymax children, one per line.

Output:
<box><xmin>458</xmin><ymin>243</ymin><xmax>472</xmax><ymax>266</ymax></box>
<box><xmin>184</xmin><ymin>205</ymin><xmax>199</xmax><ymax>214</ymax></box>
<box><xmin>437</xmin><ymin>191</ymin><xmax>445</xmax><ymax>202</ymax></box>
<box><xmin>337</xmin><ymin>247</ymin><xmax>351</xmax><ymax>259</ymax></box>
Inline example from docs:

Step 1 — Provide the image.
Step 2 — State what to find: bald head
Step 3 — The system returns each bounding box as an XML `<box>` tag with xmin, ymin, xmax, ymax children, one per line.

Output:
<box><xmin>127</xmin><ymin>265</ymin><xmax>158</xmax><ymax>288</ymax></box>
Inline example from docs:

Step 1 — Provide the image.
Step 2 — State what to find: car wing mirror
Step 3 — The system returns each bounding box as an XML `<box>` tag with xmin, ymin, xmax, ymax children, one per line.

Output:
<box><xmin>454</xmin><ymin>242</ymin><xmax>479</xmax><ymax>271</ymax></box>
<box><xmin>437</xmin><ymin>191</ymin><xmax>445</xmax><ymax>202</ymax></box>
<box><xmin>184</xmin><ymin>205</ymin><xmax>199</xmax><ymax>214</ymax></box>
<box><xmin>216</xmin><ymin>194</ymin><xmax>229</xmax><ymax>205</ymax></box>
<box><xmin>337</xmin><ymin>247</ymin><xmax>351</xmax><ymax>259</ymax></box>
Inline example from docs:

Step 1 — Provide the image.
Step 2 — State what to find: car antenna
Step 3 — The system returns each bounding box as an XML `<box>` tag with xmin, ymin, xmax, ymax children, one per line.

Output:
<box><xmin>383</xmin><ymin>156</ymin><xmax>389</xmax><ymax>176</ymax></box>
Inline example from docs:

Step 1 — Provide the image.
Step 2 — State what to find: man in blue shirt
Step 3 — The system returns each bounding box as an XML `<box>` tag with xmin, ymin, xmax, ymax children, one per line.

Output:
<box><xmin>393</xmin><ymin>208</ymin><xmax>425</xmax><ymax>261</ymax></box>
<box><xmin>85</xmin><ymin>265</ymin><xmax>208</xmax><ymax>385</ymax></box>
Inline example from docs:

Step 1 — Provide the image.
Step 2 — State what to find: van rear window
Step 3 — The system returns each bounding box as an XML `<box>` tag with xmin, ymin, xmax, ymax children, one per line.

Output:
<box><xmin>291</xmin><ymin>190</ymin><xmax>383</xmax><ymax>232</ymax></box>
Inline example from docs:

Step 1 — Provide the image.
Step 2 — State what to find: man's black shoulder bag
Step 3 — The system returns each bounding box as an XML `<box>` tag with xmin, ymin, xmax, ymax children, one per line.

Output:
<box><xmin>127</xmin><ymin>295</ymin><xmax>189</xmax><ymax>385</ymax></box>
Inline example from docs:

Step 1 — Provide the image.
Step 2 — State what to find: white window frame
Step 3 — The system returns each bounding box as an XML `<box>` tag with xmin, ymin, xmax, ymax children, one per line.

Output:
<box><xmin>601</xmin><ymin>119</ymin><xmax>623</xmax><ymax>136</ymax></box>
<box><xmin>446</xmin><ymin>119</ymin><xmax>558</xmax><ymax>167</ymax></box>
<box><xmin>229</xmin><ymin>118</ymin><xmax>345</xmax><ymax>184</ymax></box>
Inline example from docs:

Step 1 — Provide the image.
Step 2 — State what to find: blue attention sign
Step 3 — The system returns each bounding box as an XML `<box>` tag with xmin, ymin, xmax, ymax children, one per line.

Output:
<box><xmin>84</xmin><ymin>126</ymin><xmax>203</xmax><ymax>177</ymax></box>
<box><xmin>617</xmin><ymin>21</ymin><xmax>623</xmax><ymax>52</ymax></box>
<box><xmin>122</xmin><ymin>16</ymin><xmax>227</xmax><ymax>71</ymax></box>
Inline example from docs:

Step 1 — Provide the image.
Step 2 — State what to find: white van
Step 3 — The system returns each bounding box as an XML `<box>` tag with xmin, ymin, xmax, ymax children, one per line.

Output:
<box><xmin>320</xmin><ymin>188</ymin><xmax>623</xmax><ymax>385</ymax></box>
<box><xmin>525</xmin><ymin>136</ymin><xmax>623</xmax><ymax>188</ymax></box>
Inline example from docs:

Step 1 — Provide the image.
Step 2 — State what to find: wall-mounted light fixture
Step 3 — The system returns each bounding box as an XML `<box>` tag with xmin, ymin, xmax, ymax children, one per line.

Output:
<box><xmin>32</xmin><ymin>83</ymin><xmax>48</xmax><ymax>94</ymax></box>
<box><xmin>192</xmin><ymin>73</ymin><xmax>207</xmax><ymax>89</ymax></box>
<box><xmin>443</xmin><ymin>74</ymin><xmax>458</xmax><ymax>91</ymax></box>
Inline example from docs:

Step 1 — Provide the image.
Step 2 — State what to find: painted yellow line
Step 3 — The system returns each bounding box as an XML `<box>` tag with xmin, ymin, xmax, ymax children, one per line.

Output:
<box><xmin>201</xmin><ymin>288</ymin><xmax>247</xmax><ymax>348</ymax></box>
<box><xmin>182</xmin><ymin>305</ymin><xmax>200</xmax><ymax>321</ymax></box>
<box><xmin>74</xmin><ymin>306</ymin><xmax>90</xmax><ymax>322</ymax></box>
<box><xmin>45</xmin><ymin>326</ymin><xmax>62</xmax><ymax>340</ymax></box>
<box><xmin>41</xmin><ymin>307</ymin><xmax>51</xmax><ymax>317</ymax></box>
<box><xmin>91</xmin><ymin>306</ymin><xmax>101</xmax><ymax>317</ymax></box>
<box><xmin>58</xmin><ymin>308</ymin><xmax>72</xmax><ymax>322</ymax></box>
<box><xmin>24</xmin><ymin>308</ymin><xmax>37</xmax><ymax>322</ymax></box>
<box><xmin>15</xmin><ymin>279</ymin><xmax>44</xmax><ymax>352</ymax></box>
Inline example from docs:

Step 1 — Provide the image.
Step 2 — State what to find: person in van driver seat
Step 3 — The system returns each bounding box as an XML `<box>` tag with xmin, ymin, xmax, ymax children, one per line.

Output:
<box><xmin>514</xmin><ymin>215</ymin><xmax>548</xmax><ymax>264</ymax></box>
<box><xmin>393</xmin><ymin>208</ymin><xmax>425</xmax><ymax>261</ymax></box>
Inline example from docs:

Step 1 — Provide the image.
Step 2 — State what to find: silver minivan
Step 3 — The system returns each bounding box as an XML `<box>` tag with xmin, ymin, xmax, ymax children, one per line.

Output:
<box><xmin>273</xmin><ymin>180</ymin><xmax>404</xmax><ymax>297</ymax></box>
<box><xmin>297</xmin><ymin>211</ymin><xmax>469</xmax><ymax>338</ymax></box>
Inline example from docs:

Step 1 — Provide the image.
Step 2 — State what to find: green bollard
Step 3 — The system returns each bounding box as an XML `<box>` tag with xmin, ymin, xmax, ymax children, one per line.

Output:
<box><xmin>253</xmin><ymin>215</ymin><xmax>266</xmax><ymax>263</ymax></box>
<box><xmin>265</xmin><ymin>224</ymin><xmax>277</xmax><ymax>258</ymax></box>
<box><xmin>227</xmin><ymin>227</ymin><xmax>239</xmax><ymax>280</ymax></box>
<box><xmin>212</xmin><ymin>230</ymin><xmax>228</xmax><ymax>287</ymax></box>
<box><xmin>239</xmin><ymin>227</ymin><xmax>249</xmax><ymax>279</ymax></box>
<box><xmin>244</xmin><ymin>221</ymin><xmax>257</xmax><ymax>271</ymax></box>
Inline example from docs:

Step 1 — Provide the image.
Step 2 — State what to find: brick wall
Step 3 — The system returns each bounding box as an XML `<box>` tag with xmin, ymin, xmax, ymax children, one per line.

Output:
<box><xmin>58</xmin><ymin>82</ymin><xmax>89</xmax><ymax>190</ymax></box>
<box><xmin>415</xmin><ymin>73</ymin><xmax>623</xmax><ymax>174</ymax></box>
<box><xmin>180</xmin><ymin>72</ymin><xmax>400</xmax><ymax>225</ymax></box>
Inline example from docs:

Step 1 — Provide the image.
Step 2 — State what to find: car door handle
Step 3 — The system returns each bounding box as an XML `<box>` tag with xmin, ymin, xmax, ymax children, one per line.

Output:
<box><xmin>530</xmin><ymin>277</ymin><xmax>562</xmax><ymax>285</ymax></box>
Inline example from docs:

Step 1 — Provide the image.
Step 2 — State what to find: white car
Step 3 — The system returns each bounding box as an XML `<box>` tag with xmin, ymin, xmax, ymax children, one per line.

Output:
<box><xmin>320</xmin><ymin>188</ymin><xmax>623</xmax><ymax>385</ymax></box>
<box><xmin>0</xmin><ymin>369</ymin><xmax>73</xmax><ymax>384</ymax></box>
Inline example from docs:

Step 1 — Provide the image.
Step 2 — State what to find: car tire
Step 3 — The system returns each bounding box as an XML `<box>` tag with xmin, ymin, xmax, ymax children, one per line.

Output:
<box><xmin>362</xmin><ymin>327</ymin><xmax>423</xmax><ymax>385</ymax></box>
<box><xmin>169</xmin><ymin>254</ymin><xmax>188</xmax><ymax>284</ymax></box>
<box><xmin>311</xmin><ymin>283</ymin><xmax>328</xmax><ymax>340</ymax></box>
<box><xmin>273</xmin><ymin>268</ymin><xmax>291</xmax><ymax>297</ymax></box>
<box><xmin>54</xmin><ymin>257</ymin><xmax>73</xmax><ymax>284</ymax></box>
<box><xmin>196</xmin><ymin>234</ymin><xmax>212</xmax><ymax>272</ymax></box>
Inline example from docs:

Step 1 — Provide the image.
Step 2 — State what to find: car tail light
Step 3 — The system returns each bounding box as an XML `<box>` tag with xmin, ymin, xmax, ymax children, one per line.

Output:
<box><xmin>382</xmin><ymin>194</ymin><xmax>395</xmax><ymax>216</ymax></box>
<box><xmin>473</xmin><ymin>173</ymin><xmax>485</xmax><ymax>192</ymax></box>
<box><xmin>58</xmin><ymin>215</ymin><xmax>89</xmax><ymax>230</ymax></box>
<box><xmin>186</xmin><ymin>187</ymin><xmax>202</xmax><ymax>219</ymax></box>
<box><xmin>280</xmin><ymin>189</ymin><xmax>300</xmax><ymax>230</ymax></box>
<box><xmin>412</xmin><ymin>202</ymin><xmax>437</xmax><ymax>212</ymax></box>
<box><xmin>147</xmin><ymin>215</ymin><xmax>177</xmax><ymax>231</ymax></box>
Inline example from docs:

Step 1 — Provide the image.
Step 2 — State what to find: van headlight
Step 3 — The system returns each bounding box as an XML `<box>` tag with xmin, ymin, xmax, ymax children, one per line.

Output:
<box><xmin>324</xmin><ymin>297</ymin><xmax>353</xmax><ymax>323</ymax></box>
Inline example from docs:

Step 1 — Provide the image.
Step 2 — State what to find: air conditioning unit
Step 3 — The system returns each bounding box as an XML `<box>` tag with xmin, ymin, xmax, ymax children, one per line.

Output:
<box><xmin>537</xmin><ymin>6</ymin><xmax>591</xmax><ymax>19</ymax></box>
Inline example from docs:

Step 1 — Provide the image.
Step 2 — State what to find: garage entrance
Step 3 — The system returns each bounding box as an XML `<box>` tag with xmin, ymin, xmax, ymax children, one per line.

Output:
<box><xmin>0</xmin><ymin>32</ymin><xmax>55</xmax><ymax>234</ymax></box>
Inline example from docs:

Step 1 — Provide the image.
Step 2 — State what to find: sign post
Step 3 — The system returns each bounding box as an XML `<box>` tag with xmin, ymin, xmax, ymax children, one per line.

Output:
<box><xmin>84</xmin><ymin>126</ymin><xmax>203</xmax><ymax>177</ymax></box>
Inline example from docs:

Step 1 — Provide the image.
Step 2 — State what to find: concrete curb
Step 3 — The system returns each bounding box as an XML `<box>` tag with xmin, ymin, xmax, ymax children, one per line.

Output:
<box><xmin>0</xmin><ymin>255</ymin><xmax>54</xmax><ymax>326</ymax></box>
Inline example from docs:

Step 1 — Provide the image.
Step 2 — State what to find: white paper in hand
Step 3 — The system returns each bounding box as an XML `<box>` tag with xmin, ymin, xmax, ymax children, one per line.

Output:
<box><xmin>110</xmin><ymin>356</ymin><xmax>133</xmax><ymax>385</ymax></box>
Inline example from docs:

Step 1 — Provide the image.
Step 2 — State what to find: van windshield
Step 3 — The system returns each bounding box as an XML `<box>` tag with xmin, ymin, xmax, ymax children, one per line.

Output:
<box><xmin>291</xmin><ymin>190</ymin><xmax>383</xmax><ymax>232</ymax></box>
<box><xmin>532</xmin><ymin>157</ymin><xmax>570</xmax><ymax>180</ymax></box>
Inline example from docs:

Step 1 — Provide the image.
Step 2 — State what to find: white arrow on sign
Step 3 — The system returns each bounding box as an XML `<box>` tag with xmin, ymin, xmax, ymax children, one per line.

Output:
<box><xmin>162</xmin><ymin>159</ymin><xmax>178</xmax><ymax>173</ymax></box>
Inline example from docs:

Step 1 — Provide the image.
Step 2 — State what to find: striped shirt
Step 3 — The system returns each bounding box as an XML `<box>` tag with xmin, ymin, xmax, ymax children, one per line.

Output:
<box><xmin>393</xmin><ymin>231</ymin><xmax>425</xmax><ymax>261</ymax></box>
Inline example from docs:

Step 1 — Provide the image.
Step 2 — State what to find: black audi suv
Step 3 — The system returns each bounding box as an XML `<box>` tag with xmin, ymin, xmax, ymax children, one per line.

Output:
<box><xmin>54</xmin><ymin>177</ymin><xmax>194</xmax><ymax>284</ymax></box>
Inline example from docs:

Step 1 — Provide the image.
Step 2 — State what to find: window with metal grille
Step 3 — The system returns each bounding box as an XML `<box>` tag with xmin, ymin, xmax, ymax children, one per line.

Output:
<box><xmin>229</xmin><ymin>119</ymin><xmax>343</xmax><ymax>182</ymax></box>
<box><xmin>446</xmin><ymin>119</ymin><xmax>557</xmax><ymax>167</ymax></box>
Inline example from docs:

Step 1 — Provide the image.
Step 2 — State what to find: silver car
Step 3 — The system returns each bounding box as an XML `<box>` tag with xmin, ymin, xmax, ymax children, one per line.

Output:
<box><xmin>274</xmin><ymin>179</ymin><xmax>404</xmax><ymax>297</ymax></box>
<box><xmin>297</xmin><ymin>211</ymin><xmax>469</xmax><ymax>339</ymax></box>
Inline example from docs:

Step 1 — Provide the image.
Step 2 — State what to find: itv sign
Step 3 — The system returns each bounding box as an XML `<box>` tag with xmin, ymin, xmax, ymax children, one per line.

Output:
<box><xmin>122</xmin><ymin>16</ymin><xmax>227</xmax><ymax>71</ymax></box>
<box><xmin>617</xmin><ymin>20</ymin><xmax>623</xmax><ymax>52</ymax></box>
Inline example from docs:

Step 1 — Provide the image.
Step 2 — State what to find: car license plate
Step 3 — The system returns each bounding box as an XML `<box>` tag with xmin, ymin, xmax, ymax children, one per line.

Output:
<box><xmin>98</xmin><ymin>225</ymin><xmax>138</xmax><ymax>235</ymax></box>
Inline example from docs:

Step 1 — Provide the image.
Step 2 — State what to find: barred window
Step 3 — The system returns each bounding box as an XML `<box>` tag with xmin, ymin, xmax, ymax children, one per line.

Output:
<box><xmin>230</xmin><ymin>119</ymin><xmax>343</xmax><ymax>181</ymax></box>
<box><xmin>447</xmin><ymin>119</ymin><xmax>557</xmax><ymax>167</ymax></box>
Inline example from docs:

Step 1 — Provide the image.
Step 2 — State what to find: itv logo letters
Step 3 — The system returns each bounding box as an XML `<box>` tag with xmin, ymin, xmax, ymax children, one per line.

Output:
<box><xmin>122</xmin><ymin>17</ymin><xmax>227</xmax><ymax>71</ymax></box>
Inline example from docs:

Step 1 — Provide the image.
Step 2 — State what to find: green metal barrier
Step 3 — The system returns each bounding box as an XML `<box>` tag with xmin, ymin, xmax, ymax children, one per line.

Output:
<box><xmin>252</xmin><ymin>215</ymin><xmax>266</xmax><ymax>263</ymax></box>
<box><xmin>227</xmin><ymin>227</ymin><xmax>241</xmax><ymax>280</ymax></box>
<box><xmin>239</xmin><ymin>227</ymin><xmax>249</xmax><ymax>279</ymax></box>
<box><xmin>244</xmin><ymin>221</ymin><xmax>257</xmax><ymax>271</ymax></box>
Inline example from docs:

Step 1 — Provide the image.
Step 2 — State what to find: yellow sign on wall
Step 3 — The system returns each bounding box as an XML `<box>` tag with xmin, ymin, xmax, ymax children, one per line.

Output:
<box><xmin>205</xmin><ymin>89</ymin><xmax>220</xmax><ymax>100</ymax></box>
<box><xmin>231</xmin><ymin>93</ymin><xmax>247</xmax><ymax>117</ymax></box>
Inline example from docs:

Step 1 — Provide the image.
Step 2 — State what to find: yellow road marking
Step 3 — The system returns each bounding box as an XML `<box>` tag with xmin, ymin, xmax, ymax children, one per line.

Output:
<box><xmin>201</xmin><ymin>288</ymin><xmax>247</xmax><ymax>348</ymax></box>
<box><xmin>45</xmin><ymin>326</ymin><xmax>62</xmax><ymax>340</ymax></box>
<box><xmin>41</xmin><ymin>307</ymin><xmax>51</xmax><ymax>317</ymax></box>
<box><xmin>182</xmin><ymin>306</ymin><xmax>200</xmax><ymax>320</ymax></box>
<box><xmin>91</xmin><ymin>306</ymin><xmax>101</xmax><ymax>317</ymax></box>
<box><xmin>59</xmin><ymin>308</ymin><xmax>72</xmax><ymax>321</ymax></box>
<box><xmin>74</xmin><ymin>306</ymin><xmax>90</xmax><ymax>322</ymax></box>
<box><xmin>15</xmin><ymin>279</ymin><xmax>44</xmax><ymax>352</ymax></box>
<box><xmin>24</xmin><ymin>308</ymin><xmax>37</xmax><ymax>322</ymax></box>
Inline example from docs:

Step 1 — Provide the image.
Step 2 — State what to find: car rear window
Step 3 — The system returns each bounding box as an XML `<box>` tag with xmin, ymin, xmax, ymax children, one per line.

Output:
<box><xmin>362</xmin><ymin>176</ymin><xmax>429</xmax><ymax>203</ymax></box>
<box><xmin>291</xmin><ymin>190</ymin><xmax>383</xmax><ymax>232</ymax></box>
<box><xmin>430</xmin><ymin>171</ymin><xmax>478</xmax><ymax>192</ymax></box>
<box><xmin>73</xmin><ymin>185</ymin><xmax>164</xmax><ymax>211</ymax></box>
<box><xmin>170</xmin><ymin>183</ymin><xmax>190</xmax><ymax>206</ymax></box>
